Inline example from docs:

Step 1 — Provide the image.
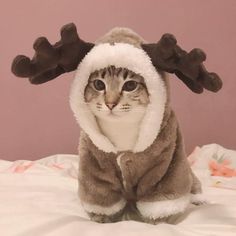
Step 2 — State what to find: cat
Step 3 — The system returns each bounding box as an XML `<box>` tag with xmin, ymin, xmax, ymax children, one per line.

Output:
<box><xmin>84</xmin><ymin>65</ymin><xmax>150</xmax><ymax>151</ymax></box>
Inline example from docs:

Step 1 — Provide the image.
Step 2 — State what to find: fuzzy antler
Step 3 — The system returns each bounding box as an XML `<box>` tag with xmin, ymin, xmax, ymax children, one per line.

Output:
<box><xmin>142</xmin><ymin>34</ymin><xmax>222</xmax><ymax>93</ymax></box>
<box><xmin>11</xmin><ymin>23</ymin><xmax>94</xmax><ymax>84</ymax></box>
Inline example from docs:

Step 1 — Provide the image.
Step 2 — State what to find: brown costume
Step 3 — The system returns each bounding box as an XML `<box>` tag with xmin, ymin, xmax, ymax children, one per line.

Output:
<box><xmin>78</xmin><ymin>108</ymin><xmax>202</xmax><ymax>222</ymax></box>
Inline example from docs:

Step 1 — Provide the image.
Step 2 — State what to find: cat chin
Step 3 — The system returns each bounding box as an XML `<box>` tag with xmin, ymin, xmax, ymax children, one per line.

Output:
<box><xmin>97</xmin><ymin>112</ymin><xmax>147</xmax><ymax>125</ymax></box>
<box><xmin>96</xmin><ymin>112</ymin><xmax>129</xmax><ymax>121</ymax></box>
<box><xmin>93</xmin><ymin>106</ymin><xmax>147</xmax><ymax>122</ymax></box>
<box><xmin>93</xmin><ymin>111</ymin><xmax>135</xmax><ymax>122</ymax></box>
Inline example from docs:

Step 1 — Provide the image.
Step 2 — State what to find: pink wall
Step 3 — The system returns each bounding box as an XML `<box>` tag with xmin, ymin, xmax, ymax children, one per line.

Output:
<box><xmin>1</xmin><ymin>0</ymin><xmax>236</xmax><ymax>161</ymax></box>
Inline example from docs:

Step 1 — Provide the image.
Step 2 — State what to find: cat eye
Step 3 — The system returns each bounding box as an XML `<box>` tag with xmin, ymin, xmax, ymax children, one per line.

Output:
<box><xmin>93</xmin><ymin>79</ymin><xmax>105</xmax><ymax>91</ymax></box>
<box><xmin>122</xmin><ymin>81</ymin><xmax>138</xmax><ymax>92</ymax></box>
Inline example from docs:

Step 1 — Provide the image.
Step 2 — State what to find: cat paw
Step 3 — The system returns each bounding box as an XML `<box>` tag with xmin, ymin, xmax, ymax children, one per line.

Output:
<box><xmin>87</xmin><ymin>209</ymin><xmax>124</xmax><ymax>223</ymax></box>
<box><xmin>140</xmin><ymin>214</ymin><xmax>182</xmax><ymax>225</ymax></box>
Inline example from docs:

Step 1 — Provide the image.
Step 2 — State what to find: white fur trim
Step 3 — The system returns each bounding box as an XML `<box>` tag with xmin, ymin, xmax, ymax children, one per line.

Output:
<box><xmin>191</xmin><ymin>193</ymin><xmax>208</xmax><ymax>205</ymax></box>
<box><xmin>82</xmin><ymin>199</ymin><xmax>126</xmax><ymax>215</ymax></box>
<box><xmin>116</xmin><ymin>154</ymin><xmax>127</xmax><ymax>190</ymax></box>
<box><xmin>136</xmin><ymin>194</ymin><xmax>191</xmax><ymax>219</ymax></box>
<box><xmin>70</xmin><ymin>43</ymin><xmax>167</xmax><ymax>153</ymax></box>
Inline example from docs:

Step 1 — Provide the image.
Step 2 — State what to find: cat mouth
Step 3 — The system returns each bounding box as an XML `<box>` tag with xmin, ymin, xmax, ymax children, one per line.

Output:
<box><xmin>108</xmin><ymin>111</ymin><xmax>119</xmax><ymax>116</ymax></box>
<box><xmin>107</xmin><ymin>110</ymin><xmax>123</xmax><ymax>117</ymax></box>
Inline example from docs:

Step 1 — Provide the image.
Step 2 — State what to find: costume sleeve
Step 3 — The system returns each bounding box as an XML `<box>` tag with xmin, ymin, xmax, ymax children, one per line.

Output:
<box><xmin>78</xmin><ymin>133</ymin><xmax>126</xmax><ymax>216</ymax></box>
<box><xmin>136</xmin><ymin>127</ymin><xmax>198</xmax><ymax>220</ymax></box>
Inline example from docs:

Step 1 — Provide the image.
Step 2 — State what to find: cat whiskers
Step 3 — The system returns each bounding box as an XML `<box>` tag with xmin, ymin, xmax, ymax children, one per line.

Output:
<box><xmin>96</xmin><ymin>102</ymin><xmax>102</xmax><ymax>111</ymax></box>
<box><xmin>120</xmin><ymin>103</ymin><xmax>131</xmax><ymax>112</ymax></box>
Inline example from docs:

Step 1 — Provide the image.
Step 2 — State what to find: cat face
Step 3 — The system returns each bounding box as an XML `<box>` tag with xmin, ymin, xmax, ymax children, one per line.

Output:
<box><xmin>84</xmin><ymin>66</ymin><xmax>150</xmax><ymax>121</ymax></box>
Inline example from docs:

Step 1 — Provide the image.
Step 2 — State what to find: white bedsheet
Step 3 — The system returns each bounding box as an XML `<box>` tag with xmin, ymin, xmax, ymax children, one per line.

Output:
<box><xmin>0</xmin><ymin>145</ymin><xmax>235</xmax><ymax>236</ymax></box>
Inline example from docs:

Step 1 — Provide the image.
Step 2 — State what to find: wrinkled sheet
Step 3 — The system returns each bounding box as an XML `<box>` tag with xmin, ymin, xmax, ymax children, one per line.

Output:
<box><xmin>0</xmin><ymin>144</ymin><xmax>235</xmax><ymax>236</ymax></box>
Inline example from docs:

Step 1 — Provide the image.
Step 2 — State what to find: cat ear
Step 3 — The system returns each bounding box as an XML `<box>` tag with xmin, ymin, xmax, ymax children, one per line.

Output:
<box><xmin>11</xmin><ymin>23</ymin><xmax>94</xmax><ymax>84</ymax></box>
<box><xmin>141</xmin><ymin>34</ymin><xmax>222</xmax><ymax>93</ymax></box>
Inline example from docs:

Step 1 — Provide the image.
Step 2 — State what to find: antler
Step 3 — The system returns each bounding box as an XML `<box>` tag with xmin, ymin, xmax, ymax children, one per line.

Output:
<box><xmin>142</xmin><ymin>34</ymin><xmax>222</xmax><ymax>93</ymax></box>
<box><xmin>11</xmin><ymin>23</ymin><xmax>94</xmax><ymax>84</ymax></box>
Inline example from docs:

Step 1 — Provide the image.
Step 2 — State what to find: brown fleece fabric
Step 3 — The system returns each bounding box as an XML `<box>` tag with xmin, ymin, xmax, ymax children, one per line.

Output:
<box><xmin>78</xmin><ymin>107</ymin><xmax>202</xmax><ymax>217</ymax></box>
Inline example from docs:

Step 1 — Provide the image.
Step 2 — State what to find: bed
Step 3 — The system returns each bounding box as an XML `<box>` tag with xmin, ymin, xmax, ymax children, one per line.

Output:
<box><xmin>0</xmin><ymin>144</ymin><xmax>235</xmax><ymax>236</ymax></box>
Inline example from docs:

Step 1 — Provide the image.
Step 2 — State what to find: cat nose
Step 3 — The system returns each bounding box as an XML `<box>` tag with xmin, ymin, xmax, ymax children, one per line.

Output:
<box><xmin>106</xmin><ymin>103</ymin><xmax>117</xmax><ymax>110</ymax></box>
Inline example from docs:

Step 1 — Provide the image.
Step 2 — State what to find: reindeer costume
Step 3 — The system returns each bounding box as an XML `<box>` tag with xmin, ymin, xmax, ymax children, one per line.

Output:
<box><xmin>12</xmin><ymin>23</ymin><xmax>222</xmax><ymax>223</ymax></box>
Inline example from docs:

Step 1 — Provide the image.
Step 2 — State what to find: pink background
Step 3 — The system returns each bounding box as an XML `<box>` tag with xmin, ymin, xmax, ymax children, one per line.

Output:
<box><xmin>1</xmin><ymin>0</ymin><xmax>236</xmax><ymax>161</ymax></box>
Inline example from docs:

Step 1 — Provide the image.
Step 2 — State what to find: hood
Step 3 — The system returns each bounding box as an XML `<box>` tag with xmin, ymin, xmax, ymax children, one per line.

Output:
<box><xmin>70</xmin><ymin>28</ymin><xmax>167</xmax><ymax>154</ymax></box>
